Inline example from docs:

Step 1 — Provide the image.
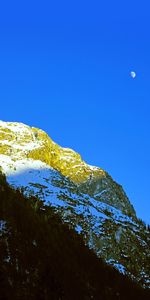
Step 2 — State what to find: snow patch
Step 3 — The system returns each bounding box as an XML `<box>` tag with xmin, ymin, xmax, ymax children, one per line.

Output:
<box><xmin>75</xmin><ymin>225</ymin><xmax>82</xmax><ymax>233</ymax></box>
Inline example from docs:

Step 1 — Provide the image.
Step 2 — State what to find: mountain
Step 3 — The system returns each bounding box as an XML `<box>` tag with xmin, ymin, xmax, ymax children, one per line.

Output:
<box><xmin>1</xmin><ymin>172</ymin><xmax>150</xmax><ymax>300</ymax></box>
<box><xmin>0</xmin><ymin>120</ymin><xmax>150</xmax><ymax>288</ymax></box>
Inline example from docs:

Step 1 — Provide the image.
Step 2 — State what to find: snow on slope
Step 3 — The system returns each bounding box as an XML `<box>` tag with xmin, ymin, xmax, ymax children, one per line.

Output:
<box><xmin>0</xmin><ymin>154</ymin><xmax>137</xmax><ymax>229</ymax></box>
<box><xmin>0</xmin><ymin>120</ymin><xmax>150</xmax><ymax>287</ymax></box>
<box><xmin>0</xmin><ymin>153</ymin><xmax>143</xmax><ymax>279</ymax></box>
<box><xmin>0</xmin><ymin>120</ymin><xmax>43</xmax><ymax>155</ymax></box>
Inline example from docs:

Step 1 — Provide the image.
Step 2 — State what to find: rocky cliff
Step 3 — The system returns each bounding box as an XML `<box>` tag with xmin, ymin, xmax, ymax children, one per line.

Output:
<box><xmin>0</xmin><ymin>120</ymin><xmax>149</xmax><ymax>288</ymax></box>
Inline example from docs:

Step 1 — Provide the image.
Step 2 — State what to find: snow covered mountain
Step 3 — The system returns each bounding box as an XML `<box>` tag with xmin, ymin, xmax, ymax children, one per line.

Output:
<box><xmin>0</xmin><ymin>120</ymin><xmax>149</xmax><ymax>288</ymax></box>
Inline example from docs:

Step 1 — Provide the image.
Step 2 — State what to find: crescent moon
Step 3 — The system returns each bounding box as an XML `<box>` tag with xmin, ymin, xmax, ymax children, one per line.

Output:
<box><xmin>130</xmin><ymin>71</ymin><xmax>136</xmax><ymax>78</ymax></box>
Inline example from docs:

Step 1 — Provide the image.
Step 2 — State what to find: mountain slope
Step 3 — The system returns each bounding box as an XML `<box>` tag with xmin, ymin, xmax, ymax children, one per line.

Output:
<box><xmin>1</xmin><ymin>172</ymin><xmax>150</xmax><ymax>300</ymax></box>
<box><xmin>0</xmin><ymin>120</ymin><xmax>150</xmax><ymax>288</ymax></box>
<box><xmin>0</xmin><ymin>120</ymin><xmax>135</xmax><ymax>216</ymax></box>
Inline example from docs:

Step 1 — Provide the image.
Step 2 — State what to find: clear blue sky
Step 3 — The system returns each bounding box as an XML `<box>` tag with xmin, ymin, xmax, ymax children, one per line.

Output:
<box><xmin>0</xmin><ymin>1</ymin><xmax>150</xmax><ymax>223</ymax></box>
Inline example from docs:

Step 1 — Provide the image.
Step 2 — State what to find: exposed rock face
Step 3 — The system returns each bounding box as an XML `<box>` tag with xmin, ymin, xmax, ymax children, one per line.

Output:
<box><xmin>0</xmin><ymin>120</ymin><xmax>149</xmax><ymax>288</ymax></box>
<box><xmin>0</xmin><ymin>120</ymin><xmax>135</xmax><ymax>216</ymax></box>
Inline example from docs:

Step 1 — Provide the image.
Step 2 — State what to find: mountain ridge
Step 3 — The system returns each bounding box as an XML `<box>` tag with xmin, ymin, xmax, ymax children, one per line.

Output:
<box><xmin>1</xmin><ymin>171</ymin><xmax>150</xmax><ymax>300</ymax></box>
<box><xmin>0</xmin><ymin>120</ymin><xmax>149</xmax><ymax>288</ymax></box>
<box><xmin>0</xmin><ymin>120</ymin><xmax>135</xmax><ymax>216</ymax></box>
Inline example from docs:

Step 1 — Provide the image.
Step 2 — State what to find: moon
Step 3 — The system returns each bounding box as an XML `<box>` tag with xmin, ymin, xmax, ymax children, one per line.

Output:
<box><xmin>130</xmin><ymin>71</ymin><xmax>136</xmax><ymax>78</ymax></box>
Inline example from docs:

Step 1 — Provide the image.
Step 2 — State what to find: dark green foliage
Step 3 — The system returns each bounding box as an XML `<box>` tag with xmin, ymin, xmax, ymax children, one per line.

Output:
<box><xmin>0</xmin><ymin>173</ymin><xmax>150</xmax><ymax>300</ymax></box>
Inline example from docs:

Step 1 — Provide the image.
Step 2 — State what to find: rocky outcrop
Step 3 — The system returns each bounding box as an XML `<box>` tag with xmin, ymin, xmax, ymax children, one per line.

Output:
<box><xmin>0</xmin><ymin>120</ymin><xmax>149</xmax><ymax>288</ymax></box>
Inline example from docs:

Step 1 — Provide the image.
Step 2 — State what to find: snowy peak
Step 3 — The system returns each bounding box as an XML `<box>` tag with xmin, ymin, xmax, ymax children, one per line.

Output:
<box><xmin>0</xmin><ymin>120</ymin><xmax>43</xmax><ymax>156</ymax></box>
<box><xmin>0</xmin><ymin>120</ymin><xmax>150</xmax><ymax>288</ymax></box>
<box><xmin>0</xmin><ymin>120</ymin><xmax>104</xmax><ymax>182</ymax></box>
<box><xmin>0</xmin><ymin>120</ymin><xmax>135</xmax><ymax>216</ymax></box>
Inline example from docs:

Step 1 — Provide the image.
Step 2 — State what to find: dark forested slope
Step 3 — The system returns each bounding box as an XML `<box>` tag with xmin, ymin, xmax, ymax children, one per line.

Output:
<box><xmin>0</xmin><ymin>172</ymin><xmax>149</xmax><ymax>300</ymax></box>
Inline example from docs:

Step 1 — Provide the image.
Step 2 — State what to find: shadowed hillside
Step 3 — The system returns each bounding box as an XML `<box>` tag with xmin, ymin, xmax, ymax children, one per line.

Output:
<box><xmin>0</xmin><ymin>172</ymin><xmax>150</xmax><ymax>300</ymax></box>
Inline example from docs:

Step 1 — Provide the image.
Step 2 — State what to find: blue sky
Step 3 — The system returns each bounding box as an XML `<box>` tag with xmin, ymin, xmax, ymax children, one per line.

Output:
<box><xmin>0</xmin><ymin>1</ymin><xmax>150</xmax><ymax>223</ymax></box>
